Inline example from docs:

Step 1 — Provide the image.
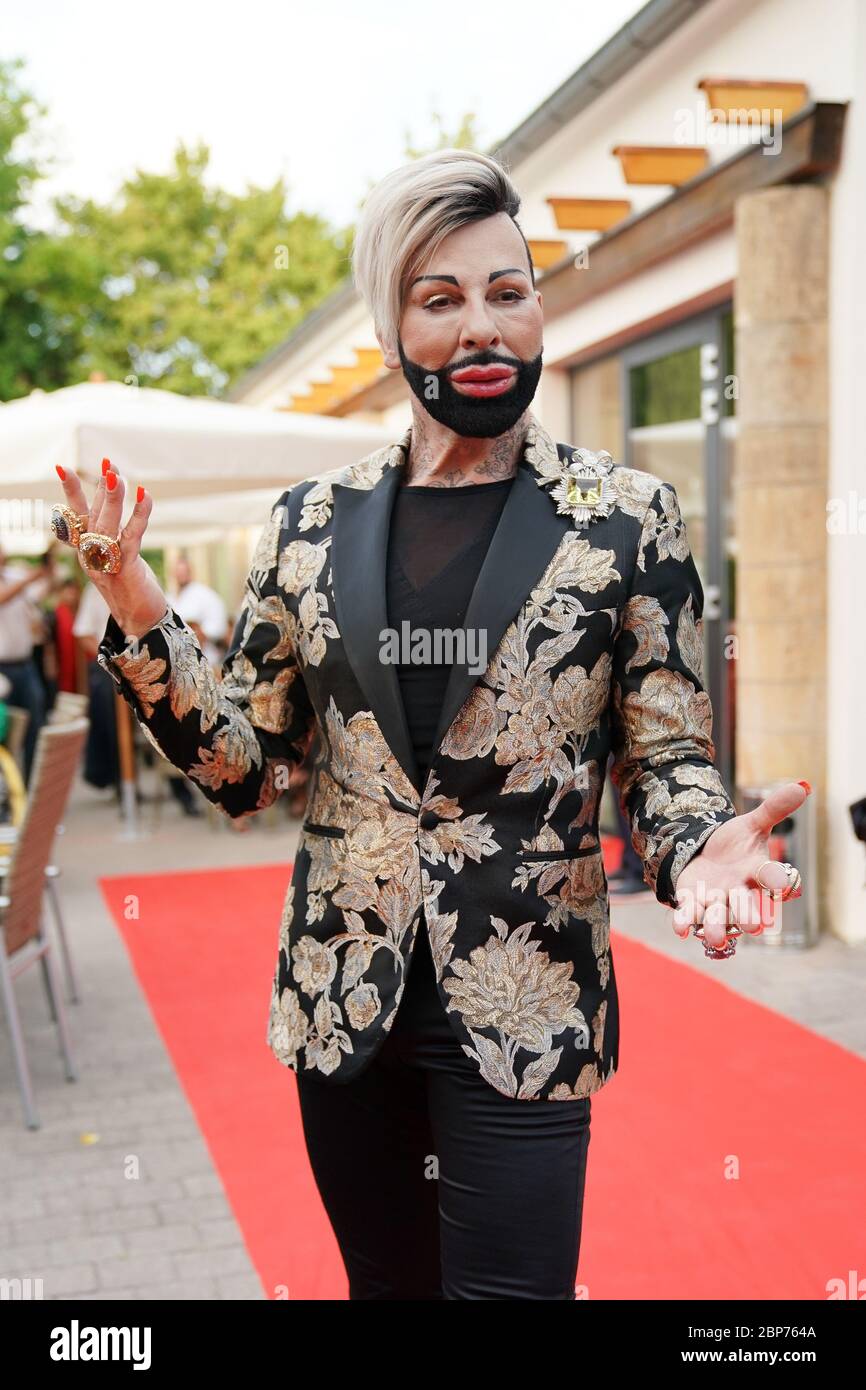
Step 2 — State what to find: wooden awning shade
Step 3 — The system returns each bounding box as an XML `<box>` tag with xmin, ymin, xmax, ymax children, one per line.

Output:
<box><xmin>286</xmin><ymin>347</ymin><xmax>384</xmax><ymax>413</ymax></box>
<box><xmin>697</xmin><ymin>78</ymin><xmax>809</xmax><ymax>123</ymax></box>
<box><xmin>611</xmin><ymin>144</ymin><xmax>709</xmax><ymax>186</ymax></box>
<box><xmin>546</xmin><ymin>197</ymin><xmax>633</xmax><ymax>231</ymax></box>
<box><xmin>527</xmin><ymin>238</ymin><xmax>569</xmax><ymax>270</ymax></box>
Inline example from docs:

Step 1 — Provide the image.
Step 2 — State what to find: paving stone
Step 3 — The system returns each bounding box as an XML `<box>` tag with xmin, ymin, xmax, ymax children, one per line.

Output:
<box><xmin>118</xmin><ymin>1279</ymin><xmax>221</xmax><ymax>1301</ymax></box>
<box><xmin>195</xmin><ymin>1219</ymin><xmax>243</xmax><ymax>1249</ymax></box>
<box><xmin>124</xmin><ymin>1224</ymin><xmax>201</xmax><ymax>1255</ymax></box>
<box><xmin>41</xmin><ymin>1263</ymin><xmax>100</xmax><ymax>1296</ymax></box>
<box><xmin>157</xmin><ymin>1195</ymin><xmax>230</xmax><ymax>1225</ymax></box>
<box><xmin>173</xmin><ymin>1245</ymin><xmax>254</xmax><ymax>1281</ymax></box>
<box><xmin>98</xmin><ymin>1253</ymin><xmax>178</xmax><ymax>1289</ymax></box>
<box><xmin>215</xmin><ymin>1273</ymin><xmax>266</xmax><ymax>1299</ymax></box>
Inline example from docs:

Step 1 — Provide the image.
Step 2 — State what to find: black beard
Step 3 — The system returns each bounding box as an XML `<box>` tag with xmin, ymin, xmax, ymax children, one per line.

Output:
<box><xmin>397</xmin><ymin>338</ymin><xmax>543</xmax><ymax>438</ymax></box>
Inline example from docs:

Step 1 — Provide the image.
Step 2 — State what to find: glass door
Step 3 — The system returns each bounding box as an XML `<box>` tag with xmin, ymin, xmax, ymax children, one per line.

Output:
<box><xmin>620</xmin><ymin>312</ymin><xmax>735</xmax><ymax>792</ymax></box>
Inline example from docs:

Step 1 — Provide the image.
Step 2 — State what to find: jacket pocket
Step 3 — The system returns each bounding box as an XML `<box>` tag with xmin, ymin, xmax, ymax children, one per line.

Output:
<box><xmin>516</xmin><ymin>843</ymin><xmax>600</xmax><ymax>862</ymax></box>
<box><xmin>302</xmin><ymin>820</ymin><xmax>346</xmax><ymax>839</ymax></box>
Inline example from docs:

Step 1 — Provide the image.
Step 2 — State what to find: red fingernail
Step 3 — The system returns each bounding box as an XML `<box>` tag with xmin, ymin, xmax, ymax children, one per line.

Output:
<box><xmin>797</xmin><ymin>780</ymin><xmax>812</xmax><ymax>793</ymax></box>
<box><xmin>56</xmin><ymin>464</ymin><xmax>66</xmax><ymax>481</ymax></box>
<box><xmin>106</xmin><ymin>471</ymin><xmax>117</xmax><ymax>492</ymax></box>
<box><xmin>102</xmin><ymin>457</ymin><xmax>111</xmax><ymax>475</ymax></box>
<box><xmin>136</xmin><ymin>485</ymin><xmax>144</xmax><ymax>503</ymax></box>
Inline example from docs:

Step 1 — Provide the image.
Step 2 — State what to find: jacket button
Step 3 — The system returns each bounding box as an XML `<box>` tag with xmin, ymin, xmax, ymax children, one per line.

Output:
<box><xmin>419</xmin><ymin>810</ymin><xmax>439</xmax><ymax>830</ymax></box>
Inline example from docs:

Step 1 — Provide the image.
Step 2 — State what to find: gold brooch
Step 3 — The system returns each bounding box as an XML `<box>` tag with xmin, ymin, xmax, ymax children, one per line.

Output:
<box><xmin>545</xmin><ymin>448</ymin><xmax>617</xmax><ymax>529</ymax></box>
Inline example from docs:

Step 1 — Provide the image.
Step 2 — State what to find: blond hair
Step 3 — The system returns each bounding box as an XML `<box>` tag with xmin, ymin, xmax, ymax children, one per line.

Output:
<box><xmin>351</xmin><ymin>148</ymin><xmax>534</xmax><ymax>353</ymax></box>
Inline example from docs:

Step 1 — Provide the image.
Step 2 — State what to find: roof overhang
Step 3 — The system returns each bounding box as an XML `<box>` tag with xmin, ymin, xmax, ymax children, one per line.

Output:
<box><xmin>537</xmin><ymin>100</ymin><xmax>847</xmax><ymax>321</ymax></box>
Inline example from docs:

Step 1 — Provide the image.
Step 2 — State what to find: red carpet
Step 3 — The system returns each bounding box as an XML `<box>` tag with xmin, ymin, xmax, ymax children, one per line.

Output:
<box><xmin>99</xmin><ymin>850</ymin><xmax>866</xmax><ymax>1301</ymax></box>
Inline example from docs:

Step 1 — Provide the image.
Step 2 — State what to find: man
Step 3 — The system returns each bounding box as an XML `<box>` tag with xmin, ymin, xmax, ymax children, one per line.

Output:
<box><xmin>168</xmin><ymin>556</ymin><xmax>227</xmax><ymax>668</ymax></box>
<box><xmin>56</xmin><ymin>148</ymin><xmax>807</xmax><ymax>1300</ymax></box>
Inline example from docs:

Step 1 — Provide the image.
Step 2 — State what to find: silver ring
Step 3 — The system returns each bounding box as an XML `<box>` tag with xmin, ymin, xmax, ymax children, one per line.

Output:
<box><xmin>693</xmin><ymin>922</ymin><xmax>742</xmax><ymax>959</ymax></box>
<box><xmin>756</xmin><ymin>859</ymin><xmax>801</xmax><ymax>900</ymax></box>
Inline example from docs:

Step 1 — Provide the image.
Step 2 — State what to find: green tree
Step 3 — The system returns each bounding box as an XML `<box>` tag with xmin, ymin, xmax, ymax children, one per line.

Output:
<box><xmin>0</xmin><ymin>54</ymin><xmax>481</xmax><ymax>401</ymax></box>
<box><xmin>0</xmin><ymin>54</ymin><xmax>350</xmax><ymax>399</ymax></box>
<box><xmin>0</xmin><ymin>57</ymin><xmax>101</xmax><ymax>398</ymax></box>
<box><xmin>52</xmin><ymin>140</ymin><xmax>349</xmax><ymax>395</ymax></box>
<box><xmin>403</xmin><ymin>109</ymin><xmax>482</xmax><ymax>160</ymax></box>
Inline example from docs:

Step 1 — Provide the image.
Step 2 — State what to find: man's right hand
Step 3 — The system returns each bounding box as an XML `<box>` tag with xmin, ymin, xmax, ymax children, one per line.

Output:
<box><xmin>56</xmin><ymin>458</ymin><xmax>169</xmax><ymax>640</ymax></box>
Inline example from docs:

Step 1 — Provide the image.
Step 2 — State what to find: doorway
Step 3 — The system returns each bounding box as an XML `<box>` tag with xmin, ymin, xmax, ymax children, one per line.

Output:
<box><xmin>619</xmin><ymin>310</ymin><xmax>736</xmax><ymax>792</ymax></box>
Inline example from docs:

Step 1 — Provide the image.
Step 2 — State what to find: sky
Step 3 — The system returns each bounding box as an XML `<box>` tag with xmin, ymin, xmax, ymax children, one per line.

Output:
<box><xmin>3</xmin><ymin>0</ymin><xmax>646</xmax><ymax>232</ymax></box>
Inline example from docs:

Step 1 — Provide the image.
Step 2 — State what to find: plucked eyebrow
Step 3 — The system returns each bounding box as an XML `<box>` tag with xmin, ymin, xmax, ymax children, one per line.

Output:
<box><xmin>409</xmin><ymin>268</ymin><xmax>529</xmax><ymax>289</ymax></box>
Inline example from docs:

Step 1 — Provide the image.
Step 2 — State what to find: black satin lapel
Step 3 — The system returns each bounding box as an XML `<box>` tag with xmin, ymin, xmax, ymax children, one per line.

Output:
<box><xmin>330</xmin><ymin>468</ymin><xmax>421</xmax><ymax>794</ymax></box>
<box><xmin>428</xmin><ymin>462</ymin><xmax>571</xmax><ymax>763</ymax></box>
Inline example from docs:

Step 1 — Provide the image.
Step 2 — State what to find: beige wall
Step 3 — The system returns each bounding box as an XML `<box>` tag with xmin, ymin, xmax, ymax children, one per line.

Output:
<box><xmin>734</xmin><ymin>185</ymin><xmax>830</xmax><ymax>932</ymax></box>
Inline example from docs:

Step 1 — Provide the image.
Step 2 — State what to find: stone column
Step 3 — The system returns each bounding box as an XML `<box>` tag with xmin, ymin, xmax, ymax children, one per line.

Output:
<box><xmin>734</xmin><ymin>185</ymin><xmax>829</xmax><ymax>930</ymax></box>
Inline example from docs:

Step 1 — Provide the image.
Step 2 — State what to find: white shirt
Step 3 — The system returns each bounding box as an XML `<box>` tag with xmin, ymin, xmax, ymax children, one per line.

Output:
<box><xmin>0</xmin><ymin>564</ymin><xmax>49</xmax><ymax>662</ymax></box>
<box><xmin>168</xmin><ymin>581</ymin><xmax>227</xmax><ymax>667</ymax></box>
<box><xmin>72</xmin><ymin>583</ymin><xmax>112</xmax><ymax>642</ymax></box>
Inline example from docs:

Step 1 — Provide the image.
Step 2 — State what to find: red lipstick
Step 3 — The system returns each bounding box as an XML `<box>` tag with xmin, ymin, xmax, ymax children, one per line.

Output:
<box><xmin>449</xmin><ymin>364</ymin><xmax>517</xmax><ymax>397</ymax></box>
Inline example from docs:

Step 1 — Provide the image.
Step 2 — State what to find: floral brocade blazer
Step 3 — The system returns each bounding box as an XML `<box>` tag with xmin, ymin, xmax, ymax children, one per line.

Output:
<box><xmin>98</xmin><ymin>415</ymin><xmax>738</xmax><ymax>1102</ymax></box>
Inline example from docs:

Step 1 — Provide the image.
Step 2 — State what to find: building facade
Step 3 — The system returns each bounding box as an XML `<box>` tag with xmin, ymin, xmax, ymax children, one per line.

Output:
<box><xmin>231</xmin><ymin>0</ymin><xmax>866</xmax><ymax>944</ymax></box>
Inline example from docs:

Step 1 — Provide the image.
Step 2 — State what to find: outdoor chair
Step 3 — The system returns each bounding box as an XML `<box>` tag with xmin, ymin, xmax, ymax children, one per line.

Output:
<box><xmin>0</xmin><ymin>717</ymin><xmax>88</xmax><ymax>1129</ymax></box>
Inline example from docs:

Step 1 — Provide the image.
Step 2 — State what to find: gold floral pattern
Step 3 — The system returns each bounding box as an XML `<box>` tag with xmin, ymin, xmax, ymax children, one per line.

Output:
<box><xmin>97</xmin><ymin>414</ymin><xmax>738</xmax><ymax>1102</ymax></box>
<box><xmin>442</xmin><ymin>917</ymin><xmax>590</xmax><ymax>1100</ymax></box>
<box><xmin>418</xmin><ymin>773</ymin><xmax>501</xmax><ymax>872</ymax></box>
<box><xmin>277</xmin><ymin>538</ymin><xmax>338</xmax><ymax>666</ymax></box>
<box><xmin>512</xmin><ymin>826</ymin><xmax>609</xmax><ymax>939</ymax></box>
<box><xmin>297</xmin><ymin>430</ymin><xmax>412</xmax><ymax>532</ymax></box>
<box><xmin>637</xmin><ymin>483</ymin><xmax>691</xmax><ymax>571</ymax></box>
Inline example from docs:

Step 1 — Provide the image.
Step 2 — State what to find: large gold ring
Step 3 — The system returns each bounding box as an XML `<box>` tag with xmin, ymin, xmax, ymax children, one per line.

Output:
<box><xmin>50</xmin><ymin>505</ymin><xmax>90</xmax><ymax>548</ymax></box>
<box><xmin>78</xmin><ymin>531</ymin><xmax>122</xmax><ymax>575</ymax></box>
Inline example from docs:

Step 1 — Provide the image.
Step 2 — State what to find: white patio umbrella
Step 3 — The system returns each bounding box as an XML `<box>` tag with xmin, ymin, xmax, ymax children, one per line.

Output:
<box><xmin>0</xmin><ymin>379</ymin><xmax>394</xmax><ymax>500</ymax></box>
<box><xmin>0</xmin><ymin>381</ymin><xmax>397</xmax><ymax>835</ymax></box>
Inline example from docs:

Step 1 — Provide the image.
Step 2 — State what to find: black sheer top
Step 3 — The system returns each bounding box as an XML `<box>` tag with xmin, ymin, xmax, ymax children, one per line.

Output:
<box><xmin>385</xmin><ymin>475</ymin><xmax>515</xmax><ymax>792</ymax></box>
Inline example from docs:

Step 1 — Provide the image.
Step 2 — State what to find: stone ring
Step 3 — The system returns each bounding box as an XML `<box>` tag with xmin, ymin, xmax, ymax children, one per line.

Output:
<box><xmin>50</xmin><ymin>505</ymin><xmax>90</xmax><ymax>548</ymax></box>
<box><xmin>78</xmin><ymin>531</ymin><xmax>122</xmax><ymax>575</ymax></box>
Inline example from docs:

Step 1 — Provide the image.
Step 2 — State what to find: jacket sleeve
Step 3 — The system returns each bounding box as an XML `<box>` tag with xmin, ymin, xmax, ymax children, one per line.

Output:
<box><xmin>96</xmin><ymin>488</ymin><xmax>316</xmax><ymax>818</ymax></box>
<box><xmin>609</xmin><ymin>481</ymin><xmax>738</xmax><ymax>908</ymax></box>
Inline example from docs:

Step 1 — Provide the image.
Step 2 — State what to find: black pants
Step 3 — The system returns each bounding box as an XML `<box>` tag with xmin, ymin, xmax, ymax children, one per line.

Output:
<box><xmin>295</xmin><ymin>914</ymin><xmax>592</xmax><ymax>1300</ymax></box>
<box><xmin>83</xmin><ymin>659</ymin><xmax>119</xmax><ymax>791</ymax></box>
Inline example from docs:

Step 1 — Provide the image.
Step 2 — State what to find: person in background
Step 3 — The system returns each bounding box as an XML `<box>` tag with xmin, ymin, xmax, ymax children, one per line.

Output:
<box><xmin>160</xmin><ymin>556</ymin><xmax>227</xmax><ymax>816</ymax></box>
<box><xmin>605</xmin><ymin>749</ymin><xmax>649</xmax><ymax>894</ymax></box>
<box><xmin>0</xmin><ymin>542</ymin><xmax>55</xmax><ymax>783</ymax></box>
<box><xmin>0</xmin><ymin>670</ymin><xmax>27</xmax><ymax>837</ymax></box>
<box><xmin>30</xmin><ymin>541</ymin><xmax>66</xmax><ymax>718</ymax></box>
<box><xmin>53</xmin><ymin>576</ymin><xmax>82</xmax><ymax>694</ymax></box>
<box><xmin>73</xmin><ymin>581</ymin><xmax>119</xmax><ymax>793</ymax></box>
<box><xmin>168</xmin><ymin>556</ymin><xmax>228</xmax><ymax>669</ymax></box>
